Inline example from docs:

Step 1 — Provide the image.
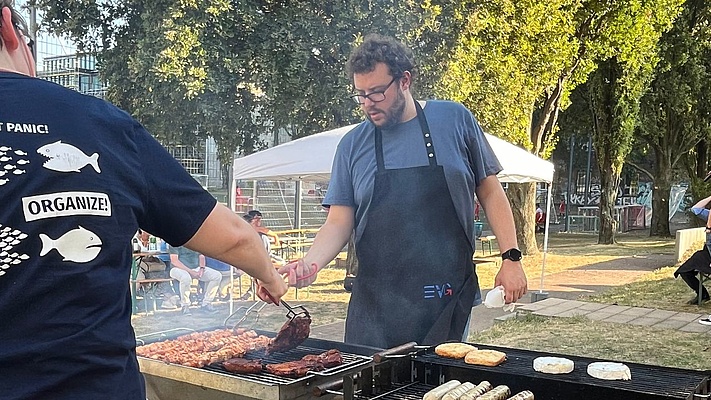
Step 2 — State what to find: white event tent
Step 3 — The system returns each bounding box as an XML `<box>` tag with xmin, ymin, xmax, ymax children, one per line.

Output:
<box><xmin>232</xmin><ymin>124</ymin><xmax>555</xmax><ymax>294</ymax></box>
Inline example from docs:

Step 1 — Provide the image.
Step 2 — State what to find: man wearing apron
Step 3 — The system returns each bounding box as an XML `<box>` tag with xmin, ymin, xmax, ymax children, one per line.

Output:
<box><xmin>280</xmin><ymin>34</ymin><xmax>527</xmax><ymax>349</ymax></box>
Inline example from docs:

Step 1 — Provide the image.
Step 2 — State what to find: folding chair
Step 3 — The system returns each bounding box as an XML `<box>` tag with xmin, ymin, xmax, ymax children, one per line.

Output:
<box><xmin>699</xmin><ymin>272</ymin><xmax>711</xmax><ymax>306</ymax></box>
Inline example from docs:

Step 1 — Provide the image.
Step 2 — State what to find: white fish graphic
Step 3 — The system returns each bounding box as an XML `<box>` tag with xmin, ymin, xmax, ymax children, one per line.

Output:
<box><xmin>14</xmin><ymin>150</ymin><xmax>26</xmax><ymax>156</ymax></box>
<box><xmin>0</xmin><ymin>171</ymin><xmax>6</xmax><ymax>176</ymax></box>
<box><xmin>39</xmin><ymin>226</ymin><xmax>102</xmax><ymax>263</ymax></box>
<box><xmin>12</xmin><ymin>170</ymin><xmax>25</xmax><ymax>175</ymax></box>
<box><xmin>0</xmin><ymin>179</ymin><xmax>8</xmax><ymax>186</ymax></box>
<box><xmin>16</xmin><ymin>160</ymin><xmax>29</xmax><ymax>165</ymax></box>
<box><xmin>0</xmin><ymin>146</ymin><xmax>9</xmax><ymax>151</ymax></box>
<box><xmin>0</xmin><ymin>157</ymin><xmax>11</xmax><ymax>162</ymax></box>
<box><xmin>3</xmin><ymin>165</ymin><xmax>14</xmax><ymax>170</ymax></box>
<box><xmin>37</xmin><ymin>141</ymin><xmax>100</xmax><ymax>173</ymax></box>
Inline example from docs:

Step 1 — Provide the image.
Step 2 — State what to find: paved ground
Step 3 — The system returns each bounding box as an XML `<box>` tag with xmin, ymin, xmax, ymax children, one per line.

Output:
<box><xmin>133</xmin><ymin>236</ymin><xmax>699</xmax><ymax>342</ymax></box>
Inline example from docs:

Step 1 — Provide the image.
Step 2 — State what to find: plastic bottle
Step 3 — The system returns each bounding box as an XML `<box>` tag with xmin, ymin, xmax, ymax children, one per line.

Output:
<box><xmin>148</xmin><ymin>236</ymin><xmax>157</xmax><ymax>252</ymax></box>
<box><xmin>132</xmin><ymin>237</ymin><xmax>140</xmax><ymax>253</ymax></box>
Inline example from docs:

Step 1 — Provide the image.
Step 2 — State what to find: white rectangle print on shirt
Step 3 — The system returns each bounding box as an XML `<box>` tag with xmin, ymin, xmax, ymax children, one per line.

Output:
<box><xmin>22</xmin><ymin>191</ymin><xmax>111</xmax><ymax>222</ymax></box>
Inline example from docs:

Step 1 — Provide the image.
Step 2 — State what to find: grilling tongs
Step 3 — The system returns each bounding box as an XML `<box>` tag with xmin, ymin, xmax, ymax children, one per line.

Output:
<box><xmin>266</xmin><ymin>293</ymin><xmax>310</xmax><ymax>321</ymax></box>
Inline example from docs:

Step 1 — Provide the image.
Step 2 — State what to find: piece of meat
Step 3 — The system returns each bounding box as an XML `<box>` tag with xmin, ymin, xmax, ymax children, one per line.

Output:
<box><xmin>266</xmin><ymin>315</ymin><xmax>312</xmax><ymax>354</ymax></box>
<box><xmin>264</xmin><ymin>349</ymin><xmax>343</xmax><ymax>378</ymax></box>
<box><xmin>265</xmin><ymin>358</ymin><xmax>323</xmax><ymax>378</ymax></box>
<box><xmin>222</xmin><ymin>357</ymin><xmax>263</xmax><ymax>374</ymax></box>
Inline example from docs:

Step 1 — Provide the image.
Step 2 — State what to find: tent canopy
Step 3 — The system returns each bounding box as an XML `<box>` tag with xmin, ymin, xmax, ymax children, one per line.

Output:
<box><xmin>233</xmin><ymin>124</ymin><xmax>554</xmax><ymax>183</ymax></box>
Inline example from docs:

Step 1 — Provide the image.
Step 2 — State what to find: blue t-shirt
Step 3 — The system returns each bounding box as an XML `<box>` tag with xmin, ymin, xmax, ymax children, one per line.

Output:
<box><xmin>0</xmin><ymin>72</ymin><xmax>216</xmax><ymax>399</ymax></box>
<box><xmin>204</xmin><ymin>256</ymin><xmax>232</xmax><ymax>271</ymax></box>
<box><xmin>323</xmin><ymin>100</ymin><xmax>502</xmax><ymax>246</ymax></box>
<box><xmin>692</xmin><ymin>207</ymin><xmax>709</xmax><ymax>222</ymax></box>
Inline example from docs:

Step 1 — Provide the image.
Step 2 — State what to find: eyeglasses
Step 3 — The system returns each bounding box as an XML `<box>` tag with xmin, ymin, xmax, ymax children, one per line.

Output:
<box><xmin>24</xmin><ymin>36</ymin><xmax>35</xmax><ymax>59</ymax></box>
<box><xmin>349</xmin><ymin>76</ymin><xmax>399</xmax><ymax>105</ymax></box>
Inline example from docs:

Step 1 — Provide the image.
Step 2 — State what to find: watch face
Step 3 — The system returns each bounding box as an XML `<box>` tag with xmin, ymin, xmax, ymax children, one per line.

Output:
<box><xmin>503</xmin><ymin>248</ymin><xmax>522</xmax><ymax>261</ymax></box>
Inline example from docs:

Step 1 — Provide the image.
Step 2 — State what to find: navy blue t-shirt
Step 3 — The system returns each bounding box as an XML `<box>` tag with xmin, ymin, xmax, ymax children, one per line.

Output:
<box><xmin>0</xmin><ymin>72</ymin><xmax>216</xmax><ymax>399</ymax></box>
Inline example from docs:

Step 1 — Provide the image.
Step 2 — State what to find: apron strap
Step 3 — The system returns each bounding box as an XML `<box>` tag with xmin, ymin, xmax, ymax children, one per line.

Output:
<box><xmin>375</xmin><ymin>98</ymin><xmax>437</xmax><ymax>171</ymax></box>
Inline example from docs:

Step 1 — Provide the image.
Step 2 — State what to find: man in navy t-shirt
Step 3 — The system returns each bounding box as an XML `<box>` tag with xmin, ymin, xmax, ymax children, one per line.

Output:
<box><xmin>0</xmin><ymin>4</ymin><xmax>287</xmax><ymax>399</ymax></box>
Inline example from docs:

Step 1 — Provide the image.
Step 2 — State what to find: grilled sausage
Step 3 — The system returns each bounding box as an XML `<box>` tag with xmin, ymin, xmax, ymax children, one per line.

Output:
<box><xmin>476</xmin><ymin>385</ymin><xmax>511</xmax><ymax>400</ymax></box>
<box><xmin>441</xmin><ymin>382</ymin><xmax>476</xmax><ymax>400</ymax></box>
<box><xmin>459</xmin><ymin>381</ymin><xmax>493</xmax><ymax>400</ymax></box>
<box><xmin>507</xmin><ymin>390</ymin><xmax>534</xmax><ymax>400</ymax></box>
<box><xmin>423</xmin><ymin>380</ymin><xmax>462</xmax><ymax>400</ymax></box>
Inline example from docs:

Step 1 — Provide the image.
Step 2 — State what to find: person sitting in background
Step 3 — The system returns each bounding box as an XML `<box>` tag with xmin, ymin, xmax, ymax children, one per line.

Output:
<box><xmin>535</xmin><ymin>204</ymin><xmax>545</xmax><ymax>233</ymax></box>
<box><xmin>674</xmin><ymin>194</ymin><xmax>711</xmax><ymax>305</ymax></box>
<box><xmin>169</xmin><ymin>246</ymin><xmax>222</xmax><ymax>314</ymax></box>
<box><xmin>244</xmin><ymin>212</ymin><xmax>285</xmax><ymax>267</ymax></box>
<box><xmin>246</xmin><ymin>210</ymin><xmax>281</xmax><ymax>248</ymax></box>
<box><xmin>203</xmin><ymin>256</ymin><xmax>250</xmax><ymax>301</ymax></box>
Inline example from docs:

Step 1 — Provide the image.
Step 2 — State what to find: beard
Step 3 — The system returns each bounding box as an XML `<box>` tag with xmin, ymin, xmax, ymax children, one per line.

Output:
<box><xmin>365</xmin><ymin>87</ymin><xmax>407</xmax><ymax>128</ymax></box>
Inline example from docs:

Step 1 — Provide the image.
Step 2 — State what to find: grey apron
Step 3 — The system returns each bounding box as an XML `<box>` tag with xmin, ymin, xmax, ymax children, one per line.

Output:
<box><xmin>344</xmin><ymin>100</ymin><xmax>478</xmax><ymax>349</ymax></box>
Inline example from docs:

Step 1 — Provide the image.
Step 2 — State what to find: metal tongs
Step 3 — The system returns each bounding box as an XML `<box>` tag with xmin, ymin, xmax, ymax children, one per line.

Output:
<box><xmin>224</xmin><ymin>301</ymin><xmax>268</xmax><ymax>329</ymax></box>
<box><xmin>267</xmin><ymin>293</ymin><xmax>310</xmax><ymax>321</ymax></box>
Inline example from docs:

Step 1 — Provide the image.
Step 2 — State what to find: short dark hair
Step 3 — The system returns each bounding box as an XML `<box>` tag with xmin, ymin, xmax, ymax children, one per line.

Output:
<box><xmin>242</xmin><ymin>213</ymin><xmax>254</xmax><ymax>223</ymax></box>
<box><xmin>247</xmin><ymin>210</ymin><xmax>262</xmax><ymax>218</ymax></box>
<box><xmin>346</xmin><ymin>34</ymin><xmax>416</xmax><ymax>84</ymax></box>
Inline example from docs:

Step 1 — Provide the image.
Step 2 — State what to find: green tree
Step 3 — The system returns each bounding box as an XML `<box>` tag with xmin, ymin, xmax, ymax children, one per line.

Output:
<box><xmin>639</xmin><ymin>0</ymin><xmax>711</xmax><ymax>235</ymax></box>
<box><xmin>414</xmin><ymin>0</ymin><xmax>680</xmax><ymax>250</ymax></box>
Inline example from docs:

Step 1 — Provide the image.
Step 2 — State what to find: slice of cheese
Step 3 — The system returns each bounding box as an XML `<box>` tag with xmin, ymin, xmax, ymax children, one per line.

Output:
<box><xmin>587</xmin><ymin>362</ymin><xmax>631</xmax><ymax>380</ymax></box>
<box><xmin>533</xmin><ymin>356</ymin><xmax>574</xmax><ymax>374</ymax></box>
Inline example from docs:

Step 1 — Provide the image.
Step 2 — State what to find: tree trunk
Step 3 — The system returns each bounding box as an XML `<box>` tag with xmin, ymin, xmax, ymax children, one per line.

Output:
<box><xmin>650</xmin><ymin>151</ymin><xmax>673</xmax><ymax>237</ymax></box>
<box><xmin>506</xmin><ymin>182</ymin><xmax>539</xmax><ymax>255</ymax></box>
<box><xmin>597</xmin><ymin>155</ymin><xmax>620</xmax><ymax>244</ymax></box>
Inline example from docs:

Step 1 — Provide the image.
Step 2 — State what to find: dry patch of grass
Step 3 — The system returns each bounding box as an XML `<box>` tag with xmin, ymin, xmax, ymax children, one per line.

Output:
<box><xmin>470</xmin><ymin>314</ymin><xmax>710</xmax><ymax>371</ymax></box>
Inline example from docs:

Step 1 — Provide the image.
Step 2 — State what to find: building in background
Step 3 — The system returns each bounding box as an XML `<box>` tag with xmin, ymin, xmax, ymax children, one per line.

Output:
<box><xmin>38</xmin><ymin>53</ymin><xmax>107</xmax><ymax>98</ymax></box>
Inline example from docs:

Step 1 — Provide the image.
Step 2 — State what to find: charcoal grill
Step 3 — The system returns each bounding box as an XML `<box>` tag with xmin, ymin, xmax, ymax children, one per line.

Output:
<box><xmin>342</xmin><ymin>343</ymin><xmax>711</xmax><ymax>400</ymax></box>
<box><xmin>137</xmin><ymin>328</ymin><xmax>378</xmax><ymax>400</ymax></box>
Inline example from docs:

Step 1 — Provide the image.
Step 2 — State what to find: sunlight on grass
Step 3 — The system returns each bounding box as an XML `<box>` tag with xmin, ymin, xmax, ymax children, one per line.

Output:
<box><xmin>469</xmin><ymin>314</ymin><xmax>710</xmax><ymax>371</ymax></box>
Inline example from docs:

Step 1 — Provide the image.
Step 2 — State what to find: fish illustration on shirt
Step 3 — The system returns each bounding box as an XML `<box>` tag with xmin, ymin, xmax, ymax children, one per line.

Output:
<box><xmin>37</xmin><ymin>141</ymin><xmax>100</xmax><ymax>173</ymax></box>
<box><xmin>39</xmin><ymin>226</ymin><xmax>102</xmax><ymax>263</ymax></box>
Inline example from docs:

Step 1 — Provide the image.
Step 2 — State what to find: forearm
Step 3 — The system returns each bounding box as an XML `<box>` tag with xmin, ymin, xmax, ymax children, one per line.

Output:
<box><xmin>693</xmin><ymin>194</ymin><xmax>711</xmax><ymax>209</ymax></box>
<box><xmin>476</xmin><ymin>176</ymin><xmax>518</xmax><ymax>251</ymax></box>
<box><xmin>303</xmin><ymin>205</ymin><xmax>354</xmax><ymax>269</ymax></box>
<box><xmin>184</xmin><ymin>204</ymin><xmax>281</xmax><ymax>284</ymax></box>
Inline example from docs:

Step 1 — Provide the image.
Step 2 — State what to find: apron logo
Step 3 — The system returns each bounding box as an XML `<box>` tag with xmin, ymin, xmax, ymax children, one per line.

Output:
<box><xmin>423</xmin><ymin>283</ymin><xmax>453</xmax><ymax>299</ymax></box>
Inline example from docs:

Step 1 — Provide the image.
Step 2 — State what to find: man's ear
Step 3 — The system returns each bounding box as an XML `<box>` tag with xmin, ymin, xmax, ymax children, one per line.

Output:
<box><xmin>0</xmin><ymin>7</ymin><xmax>19</xmax><ymax>51</ymax></box>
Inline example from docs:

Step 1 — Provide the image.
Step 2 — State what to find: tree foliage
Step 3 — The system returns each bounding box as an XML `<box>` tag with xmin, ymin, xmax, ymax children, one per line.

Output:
<box><xmin>638</xmin><ymin>0</ymin><xmax>711</xmax><ymax>235</ymax></box>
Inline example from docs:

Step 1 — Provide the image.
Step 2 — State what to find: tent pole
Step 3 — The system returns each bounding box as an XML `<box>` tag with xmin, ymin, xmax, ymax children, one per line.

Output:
<box><xmin>228</xmin><ymin>158</ymin><xmax>236</xmax><ymax>212</ymax></box>
<box><xmin>294</xmin><ymin>180</ymin><xmax>302</xmax><ymax>230</ymax></box>
<box><xmin>534</xmin><ymin>182</ymin><xmax>553</xmax><ymax>302</ymax></box>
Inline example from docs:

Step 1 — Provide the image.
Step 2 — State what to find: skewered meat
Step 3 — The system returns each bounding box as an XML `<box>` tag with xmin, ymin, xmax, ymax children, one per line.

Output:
<box><xmin>264</xmin><ymin>349</ymin><xmax>343</xmax><ymax>378</ymax></box>
<box><xmin>135</xmin><ymin>329</ymin><xmax>271</xmax><ymax>368</ymax></box>
<box><xmin>266</xmin><ymin>315</ymin><xmax>312</xmax><ymax>354</ymax></box>
<box><xmin>223</xmin><ymin>358</ymin><xmax>264</xmax><ymax>374</ymax></box>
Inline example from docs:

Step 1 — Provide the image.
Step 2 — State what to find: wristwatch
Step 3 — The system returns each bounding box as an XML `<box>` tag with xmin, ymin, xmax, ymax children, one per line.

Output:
<box><xmin>501</xmin><ymin>248</ymin><xmax>523</xmax><ymax>262</ymax></box>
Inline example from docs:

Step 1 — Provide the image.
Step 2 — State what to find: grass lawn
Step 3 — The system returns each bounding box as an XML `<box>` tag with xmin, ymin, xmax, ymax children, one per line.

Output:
<box><xmin>133</xmin><ymin>231</ymin><xmax>711</xmax><ymax>371</ymax></box>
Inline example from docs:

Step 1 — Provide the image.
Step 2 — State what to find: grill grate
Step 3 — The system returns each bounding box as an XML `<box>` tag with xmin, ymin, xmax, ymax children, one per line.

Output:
<box><xmin>414</xmin><ymin>344</ymin><xmax>710</xmax><ymax>399</ymax></box>
<box><xmin>203</xmin><ymin>344</ymin><xmax>371</xmax><ymax>385</ymax></box>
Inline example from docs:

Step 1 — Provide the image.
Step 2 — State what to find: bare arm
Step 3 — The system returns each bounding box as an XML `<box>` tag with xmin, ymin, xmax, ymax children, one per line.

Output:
<box><xmin>278</xmin><ymin>205</ymin><xmax>355</xmax><ymax>288</ymax></box>
<box><xmin>476</xmin><ymin>175</ymin><xmax>527</xmax><ymax>302</ymax></box>
<box><xmin>303</xmin><ymin>205</ymin><xmax>355</xmax><ymax>268</ymax></box>
<box><xmin>182</xmin><ymin>203</ymin><xmax>287</xmax><ymax>301</ymax></box>
<box><xmin>693</xmin><ymin>194</ymin><xmax>711</xmax><ymax>210</ymax></box>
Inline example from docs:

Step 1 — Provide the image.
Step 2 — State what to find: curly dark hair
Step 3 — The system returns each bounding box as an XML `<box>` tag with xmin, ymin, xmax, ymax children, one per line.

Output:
<box><xmin>0</xmin><ymin>0</ymin><xmax>29</xmax><ymax>50</ymax></box>
<box><xmin>346</xmin><ymin>34</ymin><xmax>416</xmax><ymax>83</ymax></box>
